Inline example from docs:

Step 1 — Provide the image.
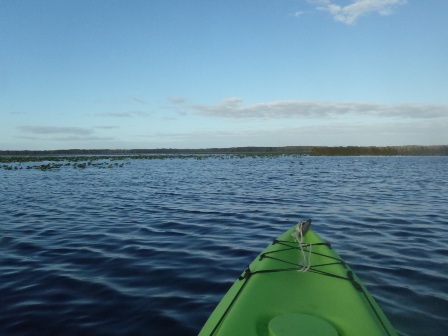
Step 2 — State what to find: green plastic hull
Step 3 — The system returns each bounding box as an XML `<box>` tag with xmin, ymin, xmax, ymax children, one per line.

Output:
<box><xmin>199</xmin><ymin>225</ymin><xmax>397</xmax><ymax>336</ymax></box>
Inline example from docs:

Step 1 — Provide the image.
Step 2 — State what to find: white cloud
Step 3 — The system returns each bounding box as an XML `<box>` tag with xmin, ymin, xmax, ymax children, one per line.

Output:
<box><xmin>93</xmin><ymin>125</ymin><xmax>119</xmax><ymax>129</ymax></box>
<box><xmin>189</xmin><ymin>98</ymin><xmax>448</xmax><ymax>120</ymax></box>
<box><xmin>16</xmin><ymin>126</ymin><xmax>116</xmax><ymax>142</ymax></box>
<box><xmin>126</xmin><ymin>97</ymin><xmax>148</xmax><ymax>105</ymax></box>
<box><xmin>168</xmin><ymin>96</ymin><xmax>187</xmax><ymax>104</ymax></box>
<box><xmin>98</xmin><ymin>110</ymin><xmax>151</xmax><ymax>118</ymax></box>
<box><xmin>309</xmin><ymin>0</ymin><xmax>407</xmax><ymax>24</ymax></box>
<box><xmin>18</xmin><ymin>126</ymin><xmax>94</xmax><ymax>135</ymax></box>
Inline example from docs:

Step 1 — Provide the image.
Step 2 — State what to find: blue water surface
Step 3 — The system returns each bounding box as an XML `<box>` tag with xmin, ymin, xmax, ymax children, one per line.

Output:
<box><xmin>1</xmin><ymin>156</ymin><xmax>447</xmax><ymax>336</ymax></box>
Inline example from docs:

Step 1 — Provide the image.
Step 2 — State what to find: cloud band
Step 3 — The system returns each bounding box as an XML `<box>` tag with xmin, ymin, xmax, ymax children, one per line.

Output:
<box><xmin>188</xmin><ymin>98</ymin><xmax>448</xmax><ymax>120</ymax></box>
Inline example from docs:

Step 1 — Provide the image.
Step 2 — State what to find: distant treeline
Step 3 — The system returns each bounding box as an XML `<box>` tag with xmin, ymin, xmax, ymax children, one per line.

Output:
<box><xmin>1</xmin><ymin>145</ymin><xmax>447</xmax><ymax>156</ymax></box>
<box><xmin>311</xmin><ymin>145</ymin><xmax>448</xmax><ymax>156</ymax></box>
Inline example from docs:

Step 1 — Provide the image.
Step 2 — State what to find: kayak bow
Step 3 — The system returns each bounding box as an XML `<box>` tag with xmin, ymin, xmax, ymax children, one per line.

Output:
<box><xmin>199</xmin><ymin>220</ymin><xmax>397</xmax><ymax>336</ymax></box>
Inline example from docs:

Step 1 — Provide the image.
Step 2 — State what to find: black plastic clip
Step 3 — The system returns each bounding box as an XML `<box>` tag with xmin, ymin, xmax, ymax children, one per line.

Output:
<box><xmin>239</xmin><ymin>266</ymin><xmax>252</xmax><ymax>281</ymax></box>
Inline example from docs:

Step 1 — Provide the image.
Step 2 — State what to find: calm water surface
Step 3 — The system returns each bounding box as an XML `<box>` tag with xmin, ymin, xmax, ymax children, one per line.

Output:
<box><xmin>1</xmin><ymin>156</ymin><xmax>447</xmax><ymax>336</ymax></box>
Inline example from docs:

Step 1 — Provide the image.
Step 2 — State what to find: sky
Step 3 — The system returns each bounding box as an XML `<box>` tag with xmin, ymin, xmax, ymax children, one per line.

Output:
<box><xmin>1</xmin><ymin>0</ymin><xmax>447</xmax><ymax>150</ymax></box>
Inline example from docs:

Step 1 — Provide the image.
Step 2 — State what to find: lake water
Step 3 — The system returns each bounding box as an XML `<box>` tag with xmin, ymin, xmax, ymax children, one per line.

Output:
<box><xmin>1</xmin><ymin>155</ymin><xmax>447</xmax><ymax>336</ymax></box>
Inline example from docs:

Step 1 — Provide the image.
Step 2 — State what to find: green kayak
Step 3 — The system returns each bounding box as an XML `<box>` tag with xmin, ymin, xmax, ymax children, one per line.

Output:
<box><xmin>199</xmin><ymin>220</ymin><xmax>397</xmax><ymax>336</ymax></box>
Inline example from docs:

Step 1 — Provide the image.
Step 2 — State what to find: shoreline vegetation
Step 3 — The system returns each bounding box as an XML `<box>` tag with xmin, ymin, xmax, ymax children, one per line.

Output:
<box><xmin>1</xmin><ymin>145</ymin><xmax>447</xmax><ymax>157</ymax></box>
<box><xmin>1</xmin><ymin>146</ymin><xmax>446</xmax><ymax>170</ymax></box>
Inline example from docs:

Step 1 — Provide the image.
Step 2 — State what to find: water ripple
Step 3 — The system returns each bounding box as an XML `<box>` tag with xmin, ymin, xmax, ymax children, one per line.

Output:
<box><xmin>1</xmin><ymin>156</ymin><xmax>447</xmax><ymax>335</ymax></box>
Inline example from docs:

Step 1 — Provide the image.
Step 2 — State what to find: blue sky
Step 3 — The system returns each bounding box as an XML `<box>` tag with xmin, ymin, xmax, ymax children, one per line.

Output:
<box><xmin>1</xmin><ymin>0</ymin><xmax>447</xmax><ymax>150</ymax></box>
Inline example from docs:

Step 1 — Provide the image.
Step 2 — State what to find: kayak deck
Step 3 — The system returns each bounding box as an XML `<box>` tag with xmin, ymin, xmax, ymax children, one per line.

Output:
<box><xmin>199</xmin><ymin>223</ymin><xmax>397</xmax><ymax>336</ymax></box>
